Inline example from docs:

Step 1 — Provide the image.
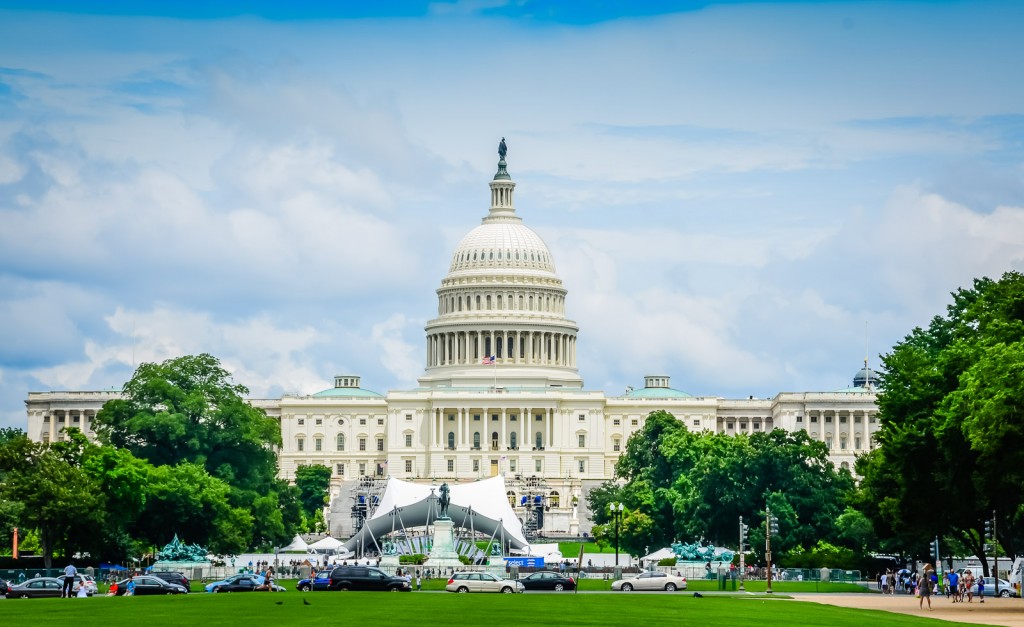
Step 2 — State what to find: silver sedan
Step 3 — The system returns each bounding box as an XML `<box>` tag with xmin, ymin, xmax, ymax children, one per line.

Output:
<box><xmin>611</xmin><ymin>571</ymin><xmax>688</xmax><ymax>592</ymax></box>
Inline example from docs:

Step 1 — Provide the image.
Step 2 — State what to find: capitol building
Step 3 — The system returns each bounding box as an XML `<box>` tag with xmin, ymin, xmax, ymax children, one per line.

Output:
<box><xmin>25</xmin><ymin>146</ymin><xmax>879</xmax><ymax>540</ymax></box>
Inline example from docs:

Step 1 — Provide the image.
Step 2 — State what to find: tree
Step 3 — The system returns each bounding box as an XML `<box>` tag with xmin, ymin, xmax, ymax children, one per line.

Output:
<box><xmin>294</xmin><ymin>464</ymin><xmax>333</xmax><ymax>518</ymax></box>
<box><xmin>94</xmin><ymin>353</ymin><xmax>298</xmax><ymax>547</ymax></box>
<box><xmin>858</xmin><ymin>272</ymin><xmax>1024</xmax><ymax>572</ymax></box>
<box><xmin>0</xmin><ymin>433</ymin><xmax>104</xmax><ymax>567</ymax></box>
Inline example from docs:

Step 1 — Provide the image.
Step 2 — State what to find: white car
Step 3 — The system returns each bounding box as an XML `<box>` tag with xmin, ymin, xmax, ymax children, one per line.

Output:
<box><xmin>611</xmin><ymin>571</ymin><xmax>687</xmax><ymax>592</ymax></box>
<box><xmin>445</xmin><ymin>572</ymin><xmax>525</xmax><ymax>593</ymax></box>
<box><xmin>74</xmin><ymin>574</ymin><xmax>98</xmax><ymax>595</ymax></box>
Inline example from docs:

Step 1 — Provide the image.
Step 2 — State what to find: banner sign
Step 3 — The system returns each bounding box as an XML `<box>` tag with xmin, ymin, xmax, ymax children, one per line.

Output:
<box><xmin>504</xmin><ymin>557</ymin><xmax>544</xmax><ymax>567</ymax></box>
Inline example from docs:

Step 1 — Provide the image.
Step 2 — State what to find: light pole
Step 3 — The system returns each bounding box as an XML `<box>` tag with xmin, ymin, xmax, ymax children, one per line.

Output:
<box><xmin>609</xmin><ymin>502</ymin><xmax>624</xmax><ymax>567</ymax></box>
<box><xmin>766</xmin><ymin>506</ymin><xmax>779</xmax><ymax>595</ymax></box>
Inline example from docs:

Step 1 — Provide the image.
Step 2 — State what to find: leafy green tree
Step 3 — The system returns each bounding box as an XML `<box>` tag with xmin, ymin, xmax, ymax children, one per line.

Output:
<box><xmin>858</xmin><ymin>272</ymin><xmax>1024</xmax><ymax>573</ymax></box>
<box><xmin>95</xmin><ymin>353</ymin><xmax>298</xmax><ymax>546</ymax></box>
<box><xmin>294</xmin><ymin>464</ymin><xmax>333</xmax><ymax>518</ymax></box>
<box><xmin>0</xmin><ymin>433</ymin><xmax>104</xmax><ymax>567</ymax></box>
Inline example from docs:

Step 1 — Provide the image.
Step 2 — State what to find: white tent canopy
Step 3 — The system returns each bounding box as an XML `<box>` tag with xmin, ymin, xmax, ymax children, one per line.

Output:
<box><xmin>279</xmin><ymin>535</ymin><xmax>309</xmax><ymax>553</ymax></box>
<box><xmin>343</xmin><ymin>475</ymin><xmax>529</xmax><ymax>553</ymax></box>
<box><xmin>641</xmin><ymin>547</ymin><xmax>675</xmax><ymax>563</ymax></box>
<box><xmin>308</xmin><ymin>536</ymin><xmax>345</xmax><ymax>551</ymax></box>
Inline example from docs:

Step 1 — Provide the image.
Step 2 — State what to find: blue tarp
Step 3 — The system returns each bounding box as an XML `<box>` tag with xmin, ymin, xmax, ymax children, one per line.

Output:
<box><xmin>99</xmin><ymin>563</ymin><xmax>130</xmax><ymax>571</ymax></box>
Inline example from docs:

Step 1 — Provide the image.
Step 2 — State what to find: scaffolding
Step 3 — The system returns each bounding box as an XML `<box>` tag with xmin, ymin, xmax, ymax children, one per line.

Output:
<box><xmin>506</xmin><ymin>474</ymin><xmax>550</xmax><ymax>541</ymax></box>
<box><xmin>349</xmin><ymin>475</ymin><xmax>388</xmax><ymax>534</ymax></box>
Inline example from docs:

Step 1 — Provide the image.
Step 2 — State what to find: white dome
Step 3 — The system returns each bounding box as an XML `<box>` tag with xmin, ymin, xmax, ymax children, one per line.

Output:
<box><xmin>448</xmin><ymin>220</ymin><xmax>556</xmax><ymax>274</ymax></box>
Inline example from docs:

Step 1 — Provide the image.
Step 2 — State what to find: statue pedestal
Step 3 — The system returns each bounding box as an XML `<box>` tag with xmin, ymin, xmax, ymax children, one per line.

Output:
<box><xmin>426</xmin><ymin>518</ymin><xmax>463</xmax><ymax>569</ymax></box>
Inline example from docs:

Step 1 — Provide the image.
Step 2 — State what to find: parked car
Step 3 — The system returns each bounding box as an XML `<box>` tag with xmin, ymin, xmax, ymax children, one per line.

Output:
<box><xmin>296</xmin><ymin>570</ymin><xmax>333</xmax><ymax>592</ymax></box>
<box><xmin>446</xmin><ymin>572</ymin><xmax>525</xmax><ymax>593</ymax></box>
<box><xmin>325</xmin><ymin>566</ymin><xmax>411</xmax><ymax>592</ymax></box>
<box><xmin>150</xmin><ymin>571</ymin><xmax>190</xmax><ymax>592</ymax></box>
<box><xmin>518</xmin><ymin>571</ymin><xmax>576</xmax><ymax>591</ymax></box>
<box><xmin>0</xmin><ymin>578</ymin><xmax>9</xmax><ymax>596</ymax></box>
<box><xmin>611</xmin><ymin>571</ymin><xmax>687</xmax><ymax>592</ymax></box>
<box><xmin>112</xmin><ymin>575</ymin><xmax>188</xmax><ymax>595</ymax></box>
<box><xmin>205</xmin><ymin>573</ymin><xmax>284</xmax><ymax>593</ymax></box>
<box><xmin>969</xmin><ymin>577</ymin><xmax>1018</xmax><ymax>598</ymax></box>
<box><xmin>6</xmin><ymin>576</ymin><xmax>68</xmax><ymax>598</ymax></box>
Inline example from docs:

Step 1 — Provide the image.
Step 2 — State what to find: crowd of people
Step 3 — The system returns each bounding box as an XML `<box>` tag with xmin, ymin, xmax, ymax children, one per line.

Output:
<box><xmin>876</xmin><ymin>565</ymin><xmax>986</xmax><ymax>610</ymax></box>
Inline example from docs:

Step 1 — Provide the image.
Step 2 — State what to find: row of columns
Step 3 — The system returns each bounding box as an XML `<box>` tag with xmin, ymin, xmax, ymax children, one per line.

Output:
<box><xmin>430</xmin><ymin>407</ymin><xmax>557</xmax><ymax>452</ymax></box>
<box><xmin>427</xmin><ymin>330</ymin><xmax>576</xmax><ymax>368</ymax></box>
<box><xmin>807</xmin><ymin>410</ymin><xmax>876</xmax><ymax>451</ymax></box>
<box><xmin>39</xmin><ymin>410</ymin><xmax>94</xmax><ymax>442</ymax></box>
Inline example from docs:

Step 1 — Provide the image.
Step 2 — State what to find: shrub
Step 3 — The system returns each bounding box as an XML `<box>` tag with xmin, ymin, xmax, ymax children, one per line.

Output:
<box><xmin>399</xmin><ymin>554</ymin><xmax>427</xmax><ymax>565</ymax></box>
<box><xmin>658</xmin><ymin>558</ymin><xmax>677</xmax><ymax>567</ymax></box>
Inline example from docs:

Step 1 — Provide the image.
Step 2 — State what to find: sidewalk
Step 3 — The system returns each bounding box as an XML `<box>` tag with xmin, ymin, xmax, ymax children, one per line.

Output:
<box><xmin>800</xmin><ymin>594</ymin><xmax>1024</xmax><ymax>627</ymax></box>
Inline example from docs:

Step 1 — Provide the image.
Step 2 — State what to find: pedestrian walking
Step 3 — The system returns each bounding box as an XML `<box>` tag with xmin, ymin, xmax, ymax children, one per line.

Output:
<box><xmin>917</xmin><ymin>564</ymin><xmax>933</xmax><ymax>610</ymax></box>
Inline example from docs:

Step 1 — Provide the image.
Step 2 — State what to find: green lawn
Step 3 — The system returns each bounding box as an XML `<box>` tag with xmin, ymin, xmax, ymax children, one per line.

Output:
<box><xmin>557</xmin><ymin>541</ymin><xmax>618</xmax><ymax>555</ymax></box>
<box><xmin>1</xmin><ymin>590</ymin><xmax>975</xmax><ymax>626</ymax></box>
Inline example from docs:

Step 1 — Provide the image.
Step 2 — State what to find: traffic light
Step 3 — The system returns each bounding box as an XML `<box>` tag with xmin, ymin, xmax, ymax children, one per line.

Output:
<box><xmin>984</xmin><ymin>519</ymin><xmax>992</xmax><ymax>539</ymax></box>
<box><xmin>739</xmin><ymin>518</ymin><xmax>749</xmax><ymax>550</ymax></box>
<box><xmin>769</xmin><ymin>515</ymin><xmax>779</xmax><ymax>535</ymax></box>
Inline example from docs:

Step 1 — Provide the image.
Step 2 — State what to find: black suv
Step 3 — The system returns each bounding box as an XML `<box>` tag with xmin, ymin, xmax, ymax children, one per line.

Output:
<box><xmin>327</xmin><ymin>566</ymin><xmax>410</xmax><ymax>592</ymax></box>
<box><xmin>150</xmin><ymin>571</ymin><xmax>190</xmax><ymax>592</ymax></box>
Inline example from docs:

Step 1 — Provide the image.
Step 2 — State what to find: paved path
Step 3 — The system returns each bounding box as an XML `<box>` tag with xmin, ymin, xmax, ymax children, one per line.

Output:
<box><xmin>798</xmin><ymin>593</ymin><xmax>1024</xmax><ymax>626</ymax></box>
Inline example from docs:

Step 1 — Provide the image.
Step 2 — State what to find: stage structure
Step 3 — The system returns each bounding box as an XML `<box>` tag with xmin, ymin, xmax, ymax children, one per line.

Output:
<box><xmin>343</xmin><ymin>475</ymin><xmax>529</xmax><ymax>562</ymax></box>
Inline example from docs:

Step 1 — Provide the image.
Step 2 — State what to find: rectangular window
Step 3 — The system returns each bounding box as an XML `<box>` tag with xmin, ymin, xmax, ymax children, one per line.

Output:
<box><xmin>578</xmin><ymin>460</ymin><xmax>585</xmax><ymax>473</ymax></box>
<box><xmin>535</xmin><ymin>459</ymin><xmax>542</xmax><ymax>472</ymax></box>
<box><xmin>811</xmin><ymin>416</ymin><xmax>819</xmax><ymax>423</ymax></box>
<box><xmin>472</xmin><ymin>459</ymin><xmax>480</xmax><ymax>472</ymax></box>
<box><xmin>297</xmin><ymin>439</ymin><xmax>305</xmax><ymax>452</ymax></box>
<box><xmin>536</xmin><ymin>415</ymin><xmax>542</xmax><ymax>421</ymax></box>
<box><xmin>492</xmin><ymin>414</ymin><xmax>498</xmax><ymax>421</ymax></box>
<box><xmin>796</xmin><ymin>416</ymin><xmax>803</xmax><ymax>423</ymax></box>
<box><xmin>315</xmin><ymin>418</ymin><xmax>322</xmax><ymax>425</ymax></box>
<box><xmin>510</xmin><ymin>414</ymin><xmax>517</xmax><ymax>421</ymax></box>
<box><xmin>359</xmin><ymin>438</ymin><xmax>366</xmax><ymax>451</ymax></box>
<box><xmin>377</xmin><ymin>418</ymin><xmax>384</xmax><ymax>426</ymax></box>
<box><xmin>579</xmin><ymin>414</ymin><xmax>585</xmax><ymax>421</ymax></box>
<box><xmin>405</xmin><ymin>460</ymin><xmax>412</xmax><ymax>473</ymax></box>
<box><xmin>360</xmin><ymin>418</ymin><xmax>367</xmax><ymax>425</ymax></box>
<box><xmin>752</xmin><ymin>423</ymin><xmax>760</xmax><ymax>431</ymax></box>
<box><xmin>336</xmin><ymin>463</ymin><xmax>344</xmax><ymax>475</ymax></box>
<box><xmin>578</xmin><ymin>434</ymin><xmax>586</xmax><ymax>448</ymax></box>
<box><xmin>474</xmin><ymin>414</ymin><xmax>481</xmax><ymax>421</ymax></box>
<box><xmin>405</xmin><ymin>434</ymin><xmax>413</xmax><ymax>447</ymax></box>
<box><xmin>447</xmin><ymin>459</ymin><xmax>454</xmax><ymax>473</ymax></box>
<box><xmin>869</xmin><ymin>415</ymin><xmax>876</xmax><ymax>423</ymax></box>
<box><xmin>854</xmin><ymin>415</ymin><xmax>862</xmax><ymax>423</ymax></box>
<box><xmin>448</xmin><ymin>414</ymin><xmax>455</xmax><ymax>421</ymax></box>
<box><xmin>298</xmin><ymin>418</ymin><xmax>305</xmax><ymax>426</ymax></box>
<box><xmin>315</xmin><ymin>438</ymin><xmax>322</xmax><ymax>452</ymax></box>
<box><xmin>359</xmin><ymin>462</ymin><xmax>366</xmax><ymax>475</ymax></box>
<box><xmin>631</xmin><ymin>419</ymin><xmax>638</xmax><ymax>426</ymax></box>
<box><xmin>377</xmin><ymin>438</ymin><xmax>384</xmax><ymax>451</ymax></box>
<box><xmin>613</xmin><ymin>441</ymin><xmax>621</xmax><ymax>452</ymax></box>
<box><xmin>825</xmin><ymin>416</ymin><xmax>833</xmax><ymax>423</ymax></box>
<box><xmin>727</xmin><ymin>423</ymin><xmax>734</xmax><ymax>430</ymax></box>
<box><xmin>406</xmin><ymin>413</ymin><xmax>413</xmax><ymax>421</ymax></box>
<box><xmin>613</xmin><ymin>419</ymin><xmax>620</xmax><ymax>426</ymax></box>
<box><xmin>840</xmin><ymin>415</ymin><xmax>848</xmax><ymax>423</ymax></box>
<box><xmin>693</xmin><ymin>419</ymin><xmax>700</xmax><ymax>427</ymax></box>
<box><xmin>510</xmin><ymin>459</ymin><xmax>517</xmax><ymax>472</ymax></box>
<box><xmin>855</xmin><ymin>436</ymin><xmax>862</xmax><ymax>450</ymax></box>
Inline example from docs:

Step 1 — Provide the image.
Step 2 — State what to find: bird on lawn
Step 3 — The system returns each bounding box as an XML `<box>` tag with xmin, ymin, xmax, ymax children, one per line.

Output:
<box><xmin>693</xmin><ymin>592</ymin><xmax>703</xmax><ymax>598</ymax></box>
<box><xmin>303</xmin><ymin>598</ymin><xmax>312</xmax><ymax>606</ymax></box>
<box><xmin>275</xmin><ymin>601</ymin><xmax>283</xmax><ymax>605</ymax></box>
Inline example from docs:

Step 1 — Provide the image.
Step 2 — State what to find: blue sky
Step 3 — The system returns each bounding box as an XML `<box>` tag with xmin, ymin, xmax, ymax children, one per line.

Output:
<box><xmin>1</xmin><ymin>1</ymin><xmax>1023</xmax><ymax>429</ymax></box>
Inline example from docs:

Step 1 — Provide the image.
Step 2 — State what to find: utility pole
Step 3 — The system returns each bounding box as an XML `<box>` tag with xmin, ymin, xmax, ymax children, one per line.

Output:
<box><xmin>993</xmin><ymin>510</ymin><xmax>999</xmax><ymax>597</ymax></box>
<box><xmin>739</xmin><ymin>516</ymin><xmax>749</xmax><ymax>591</ymax></box>
<box><xmin>766</xmin><ymin>506</ymin><xmax>778</xmax><ymax>594</ymax></box>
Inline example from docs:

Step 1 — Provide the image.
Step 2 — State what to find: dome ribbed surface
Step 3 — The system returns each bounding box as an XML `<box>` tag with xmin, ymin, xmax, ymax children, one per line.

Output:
<box><xmin>448</xmin><ymin>221</ymin><xmax>556</xmax><ymax>274</ymax></box>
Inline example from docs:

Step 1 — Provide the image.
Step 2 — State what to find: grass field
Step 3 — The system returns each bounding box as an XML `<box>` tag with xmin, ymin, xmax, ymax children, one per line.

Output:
<box><xmin>1</xmin><ymin>590</ymin><xmax>977</xmax><ymax>626</ymax></box>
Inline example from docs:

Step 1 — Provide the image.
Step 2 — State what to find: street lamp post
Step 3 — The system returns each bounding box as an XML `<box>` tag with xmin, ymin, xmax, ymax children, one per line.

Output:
<box><xmin>609</xmin><ymin>502</ymin><xmax>624</xmax><ymax>567</ymax></box>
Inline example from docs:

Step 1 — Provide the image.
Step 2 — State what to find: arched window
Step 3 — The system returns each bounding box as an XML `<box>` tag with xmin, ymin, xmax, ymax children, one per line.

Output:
<box><xmin>491</xmin><ymin>431</ymin><xmax>499</xmax><ymax>449</ymax></box>
<box><xmin>297</xmin><ymin>437</ymin><xmax>305</xmax><ymax>452</ymax></box>
<box><xmin>337</xmin><ymin>434</ymin><xmax>345</xmax><ymax>451</ymax></box>
<box><xmin>473</xmin><ymin>432</ymin><xmax>481</xmax><ymax>449</ymax></box>
<box><xmin>510</xmin><ymin>432</ymin><xmax>517</xmax><ymax>449</ymax></box>
<box><xmin>447</xmin><ymin>432</ymin><xmax>455</xmax><ymax>450</ymax></box>
<box><xmin>549</xmin><ymin>491</ymin><xmax>560</xmax><ymax>508</ymax></box>
<box><xmin>535</xmin><ymin>432</ymin><xmax>543</xmax><ymax>450</ymax></box>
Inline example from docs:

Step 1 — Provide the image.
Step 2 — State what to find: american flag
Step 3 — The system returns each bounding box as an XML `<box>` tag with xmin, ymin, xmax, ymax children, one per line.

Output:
<box><xmin>482</xmin><ymin>355</ymin><xmax>495</xmax><ymax>364</ymax></box>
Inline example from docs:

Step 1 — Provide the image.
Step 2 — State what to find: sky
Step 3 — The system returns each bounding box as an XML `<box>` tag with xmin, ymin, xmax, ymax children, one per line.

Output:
<box><xmin>1</xmin><ymin>0</ymin><xmax>1023</xmax><ymax>430</ymax></box>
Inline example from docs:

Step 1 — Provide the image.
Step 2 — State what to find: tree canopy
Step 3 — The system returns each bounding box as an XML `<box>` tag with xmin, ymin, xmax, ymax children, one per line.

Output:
<box><xmin>94</xmin><ymin>353</ymin><xmax>299</xmax><ymax>549</ymax></box>
<box><xmin>856</xmin><ymin>271</ymin><xmax>1024</xmax><ymax>572</ymax></box>
<box><xmin>587</xmin><ymin>410</ymin><xmax>853</xmax><ymax>561</ymax></box>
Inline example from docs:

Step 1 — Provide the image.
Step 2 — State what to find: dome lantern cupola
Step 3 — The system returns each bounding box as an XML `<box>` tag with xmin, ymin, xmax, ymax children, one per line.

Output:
<box><xmin>488</xmin><ymin>137</ymin><xmax>516</xmax><ymax>219</ymax></box>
